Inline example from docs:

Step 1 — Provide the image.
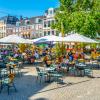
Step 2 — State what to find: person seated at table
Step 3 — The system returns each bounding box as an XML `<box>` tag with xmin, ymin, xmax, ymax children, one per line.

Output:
<box><xmin>59</xmin><ymin>56</ymin><xmax>63</xmax><ymax>63</ymax></box>
<box><xmin>39</xmin><ymin>49</ymin><xmax>42</xmax><ymax>57</ymax></box>
<box><xmin>55</xmin><ymin>58</ymin><xmax>59</xmax><ymax>64</ymax></box>
<box><xmin>73</xmin><ymin>52</ymin><xmax>78</xmax><ymax>59</ymax></box>
<box><xmin>91</xmin><ymin>49</ymin><xmax>97</xmax><ymax>60</ymax></box>
<box><xmin>56</xmin><ymin>63</ymin><xmax>62</xmax><ymax>72</ymax></box>
<box><xmin>8</xmin><ymin>56</ymin><xmax>14</xmax><ymax>61</ymax></box>
<box><xmin>0</xmin><ymin>50</ymin><xmax>3</xmax><ymax>55</ymax></box>
<box><xmin>30</xmin><ymin>53</ymin><xmax>35</xmax><ymax>64</ymax></box>
<box><xmin>21</xmin><ymin>52</ymin><xmax>26</xmax><ymax>62</ymax></box>
<box><xmin>69</xmin><ymin>53</ymin><xmax>74</xmax><ymax>62</ymax></box>
<box><xmin>43</xmin><ymin>55</ymin><xmax>51</xmax><ymax>67</ymax></box>
<box><xmin>34</xmin><ymin>51</ymin><xmax>39</xmax><ymax>59</ymax></box>
<box><xmin>73</xmin><ymin>52</ymin><xmax>79</xmax><ymax>63</ymax></box>
<box><xmin>66</xmin><ymin>56</ymin><xmax>69</xmax><ymax>65</ymax></box>
<box><xmin>14</xmin><ymin>52</ymin><xmax>19</xmax><ymax>59</ymax></box>
<box><xmin>42</xmin><ymin>50</ymin><xmax>47</xmax><ymax>56</ymax></box>
<box><xmin>27</xmin><ymin>54</ymin><xmax>32</xmax><ymax>64</ymax></box>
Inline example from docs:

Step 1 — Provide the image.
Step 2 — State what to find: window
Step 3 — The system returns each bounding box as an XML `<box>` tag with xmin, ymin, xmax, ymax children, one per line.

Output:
<box><xmin>44</xmin><ymin>21</ymin><xmax>46</xmax><ymax>27</ymax></box>
<box><xmin>50</xmin><ymin>10</ymin><xmax>52</xmax><ymax>15</ymax></box>
<box><xmin>38</xmin><ymin>19</ymin><xmax>42</xmax><ymax>23</ymax></box>
<box><xmin>52</xmin><ymin>31</ymin><xmax>54</xmax><ymax>35</ymax></box>
<box><xmin>29</xmin><ymin>26</ymin><xmax>31</xmax><ymax>29</ymax></box>
<box><xmin>23</xmin><ymin>27</ymin><xmax>25</xmax><ymax>30</ymax></box>
<box><xmin>16</xmin><ymin>22</ymin><xmax>20</xmax><ymax>26</ymax></box>
<box><xmin>44</xmin><ymin>31</ymin><xmax>46</xmax><ymax>36</ymax></box>
<box><xmin>48</xmin><ymin>31</ymin><xmax>50</xmax><ymax>35</ymax></box>
<box><xmin>48</xmin><ymin>21</ymin><xmax>50</xmax><ymax>27</ymax></box>
<box><xmin>27</xmin><ymin>21</ymin><xmax>30</xmax><ymax>24</ymax></box>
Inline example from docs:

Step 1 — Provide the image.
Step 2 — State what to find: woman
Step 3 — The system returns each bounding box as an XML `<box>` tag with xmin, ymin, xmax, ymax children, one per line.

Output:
<box><xmin>43</xmin><ymin>55</ymin><xmax>51</xmax><ymax>67</ymax></box>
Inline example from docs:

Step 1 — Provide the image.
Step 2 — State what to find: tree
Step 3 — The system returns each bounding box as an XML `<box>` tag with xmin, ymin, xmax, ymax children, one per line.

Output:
<box><xmin>52</xmin><ymin>0</ymin><xmax>100</xmax><ymax>38</ymax></box>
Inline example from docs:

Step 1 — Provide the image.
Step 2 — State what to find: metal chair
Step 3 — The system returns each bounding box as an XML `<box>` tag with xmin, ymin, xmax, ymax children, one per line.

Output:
<box><xmin>36</xmin><ymin>67</ymin><xmax>47</xmax><ymax>83</ymax></box>
<box><xmin>14</xmin><ymin>62</ymin><xmax>23</xmax><ymax>77</ymax></box>
<box><xmin>50</xmin><ymin>71</ymin><xmax>63</xmax><ymax>83</ymax></box>
<box><xmin>0</xmin><ymin>73</ymin><xmax>17</xmax><ymax>95</ymax></box>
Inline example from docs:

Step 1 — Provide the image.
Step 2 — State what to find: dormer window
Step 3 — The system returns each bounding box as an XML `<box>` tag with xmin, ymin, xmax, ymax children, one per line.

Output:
<box><xmin>25</xmin><ymin>20</ymin><xmax>30</xmax><ymax>25</ymax></box>
<box><xmin>16</xmin><ymin>22</ymin><xmax>20</xmax><ymax>27</ymax></box>
<box><xmin>50</xmin><ymin>10</ymin><xmax>53</xmax><ymax>15</ymax></box>
<box><xmin>26</xmin><ymin>20</ymin><xmax>30</xmax><ymax>25</ymax></box>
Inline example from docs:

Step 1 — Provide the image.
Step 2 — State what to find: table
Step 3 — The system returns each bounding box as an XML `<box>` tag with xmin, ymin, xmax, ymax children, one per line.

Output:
<box><xmin>45</xmin><ymin>67</ymin><xmax>55</xmax><ymax>72</ymax></box>
<box><xmin>34</xmin><ymin>60</ymin><xmax>43</xmax><ymax>66</ymax></box>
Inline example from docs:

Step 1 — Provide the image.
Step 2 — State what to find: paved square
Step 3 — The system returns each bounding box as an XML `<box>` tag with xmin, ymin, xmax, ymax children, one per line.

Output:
<box><xmin>0</xmin><ymin>65</ymin><xmax>100</xmax><ymax>100</ymax></box>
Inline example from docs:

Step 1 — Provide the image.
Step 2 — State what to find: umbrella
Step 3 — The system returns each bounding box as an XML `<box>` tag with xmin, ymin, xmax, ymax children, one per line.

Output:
<box><xmin>0</xmin><ymin>35</ymin><xmax>33</xmax><ymax>44</ymax></box>
<box><xmin>33</xmin><ymin>35</ymin><xmax>64</xmax><ymax>43</ymax></box>
<box><xmin>63</xmin><ymin>33</ymin><xmax>98</xmax><ymax>43</ymax></box>
<box><xmin>95</xmin><ymin>39</ymin><xmax>100</xmax><ymax>43</ymax></box>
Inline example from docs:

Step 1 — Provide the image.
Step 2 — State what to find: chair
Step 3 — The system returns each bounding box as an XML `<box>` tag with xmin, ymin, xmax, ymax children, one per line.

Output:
<box><xmin>0</xmin><ymin>68</ymin><xmax>9</xmax><ymax>78</ymax></box>
<box><xmin>67</xmin><ymin>63</ymin><xmax>76</xmax><ymax>76</ymax></box>
<box><xmin>68</xmin><ymin>67</ymin><xmax>77</xmax><ymax>76</ymax></box>
<box><xmin>0</xmin><ymin>73</ymin><xmax>17</xmax><ymax>94</ymax></box>
<box><xmin>60</xmin><ymin>62</ymin><xmax>67</xmax><ymax>73</ymax></box>
<box><xmin>50</xmin><ymin>71</ymin><xmax>63</xmax><ymax>83</ymax></box>
<box><xmin>84</xmin><ymin>66</ymin><xmax>93</xmax><ymax>77</ymax></box>
<box><xmin>14</xmin><ymin>62</ymin><xmax>23</xmax><ymax>77</ymax></box>
<box><xmin>36</xmin><ymin>67</ymin><xmax>47</xmax><ymax>83</ymax></box>
<box><xmin>6</xmin><ymin>63</ymin><xmax>15</xmax><ymax>74</ymax></box>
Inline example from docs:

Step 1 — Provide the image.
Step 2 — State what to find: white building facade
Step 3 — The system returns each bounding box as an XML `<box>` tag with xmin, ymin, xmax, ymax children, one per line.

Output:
<box><xmin>0</xmin><ymin>16</ymin><xmax>18</xmax><ymax>38</ymax></box>
<box><xmin>14</xmin><ymin>16</ymin><xmax>44</xmax><ymax>39</ymax></box>
<box><xmin>43</xmin><ymin>8</ymin><xmax>57</xmax><ymax>36</ymax></box>
<box><xmin>0</xmin><ymin>8</ymin><xmax>57</xmax><ymax>39</ymax></box>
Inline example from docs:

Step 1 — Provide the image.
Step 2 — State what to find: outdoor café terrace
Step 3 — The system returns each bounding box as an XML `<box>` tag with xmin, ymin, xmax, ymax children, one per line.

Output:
<box><xmin>0</xmin><ymin>34</ymin><xmax>100</xmax><ymax>100</ymax></box>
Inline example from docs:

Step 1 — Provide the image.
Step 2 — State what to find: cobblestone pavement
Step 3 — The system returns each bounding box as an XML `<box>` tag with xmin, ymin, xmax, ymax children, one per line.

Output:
<box><xmin>0</xmin><ymin>65</ymin><xmax>100</xmax><ymax>100</ymax></box>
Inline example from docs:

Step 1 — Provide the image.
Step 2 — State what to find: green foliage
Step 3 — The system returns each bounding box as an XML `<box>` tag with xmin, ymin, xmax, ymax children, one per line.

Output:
<box><xmin>90</xmin><ymin>43</ymin><xmax>97</xmax><ymax>48</ymax></box>
<box><xmin>55</xmin><ymin>42</ymin><xmax>66</xmax><ymax>57</ymax></box>
<box><xmin>52</xmin><ymin>0</ymin><xmax>100</xmax><ymax>38</ymax></box>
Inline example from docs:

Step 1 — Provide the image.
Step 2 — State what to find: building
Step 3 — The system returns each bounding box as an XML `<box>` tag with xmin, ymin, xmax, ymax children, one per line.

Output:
<box><xmin>0</xmin><ymin>15</ymin><xmax>18</xmax><ymax>38</ymax></box>
<box><xmin>43</xmin><ymin>8</ymin><xmax>57</xmax><ymax>36</ymax></box>
<box><xmin>0</xmin><ymin>20</ymin><xmax>6</xmax><ymax>38</ymax></box>
<box><xmin>14</xmin><ymin>16</ymin><xmax>45</xmax><ymax>39</ymax></box>
<box><xmin>29</xmin><ymin>16</ymin><xmax>44</xmax><ymax>38</ymax></box>
<box><xmin>17</xmin><ymin>8</ymin><xmax>57</xmax><ymax>38</ymax></box>
<box><xmin>0</xmin><ymin>8</ymin><xmax>57</xmax><ymax>39</ymax></box>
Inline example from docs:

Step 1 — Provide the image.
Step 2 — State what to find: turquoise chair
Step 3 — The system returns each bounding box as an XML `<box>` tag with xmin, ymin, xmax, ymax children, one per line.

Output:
<box><xmin>84</xmin><ymin>68</ymin><xmax>93</xmax><ymax>77</ymax></box>
<box><xmin>50</xmin><ymin>71</ymin><xmax>63</xmax><ymax>83</ymax></box>
<box><xmin>0</xmin><ymin>74</ymin><xmax>17</xmax><ymax>95</ymax></box>
<box><xmin>36</xmin><ymin>67</ymin><xmax>47</xmax><ymax>83</ymax></box>
<box><xmin>68</xmin><ymin>67</ymin><xmax>76</xmax><ymax>76</ymax></box>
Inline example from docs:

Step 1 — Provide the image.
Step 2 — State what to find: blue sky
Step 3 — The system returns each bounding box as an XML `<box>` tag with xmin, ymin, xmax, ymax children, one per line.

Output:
<box><xmin>0</xmin><ymin>0</ymin><xmax>59</xmax><ymax>17</ymax></box>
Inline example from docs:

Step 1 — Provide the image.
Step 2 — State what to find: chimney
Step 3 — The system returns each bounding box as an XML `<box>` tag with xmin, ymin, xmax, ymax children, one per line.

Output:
<box><xmin>20</xmin><ymin>16</ymin><xmax>23</xmax><ymax>21</ymax></box>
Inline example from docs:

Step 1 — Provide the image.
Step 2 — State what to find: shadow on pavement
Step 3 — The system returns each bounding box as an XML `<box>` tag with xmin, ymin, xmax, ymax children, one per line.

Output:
<box><xmin>34</xmin><ymin>79</ymin><xmax>91</xmax><ymax>95</ymax></box>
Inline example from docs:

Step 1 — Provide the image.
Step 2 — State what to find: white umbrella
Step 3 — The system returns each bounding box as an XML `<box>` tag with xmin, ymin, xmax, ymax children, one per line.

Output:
<box><xmin>0</xmin><ymin>44</ymin><xmax>12</xmax><ymax>45</ymax></box>
<box><xmin>33</xmin><ymin>35</ymin><xmax>64</xmax><ymax>43</ymax></box>
<box><xmin>63</xmin><ymin>33</ymin><xmax>98</xmax><ymax>43</ymax></box>
<box><xmin>0</xmin><ymin>35</ymin><xmax>33</xmax><ymax>44</ymax></box>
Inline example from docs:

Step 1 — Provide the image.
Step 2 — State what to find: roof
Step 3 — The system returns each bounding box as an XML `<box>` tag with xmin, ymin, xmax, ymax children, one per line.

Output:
<box><xmin>19</xmin><ymin>16</ymin><xmax>45</xmax><ymax>26</ymax></box>
<box><xmin>0</xmin><ymin>15</ymin><xmax>19</xmax><ymax>25</ymax></box>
